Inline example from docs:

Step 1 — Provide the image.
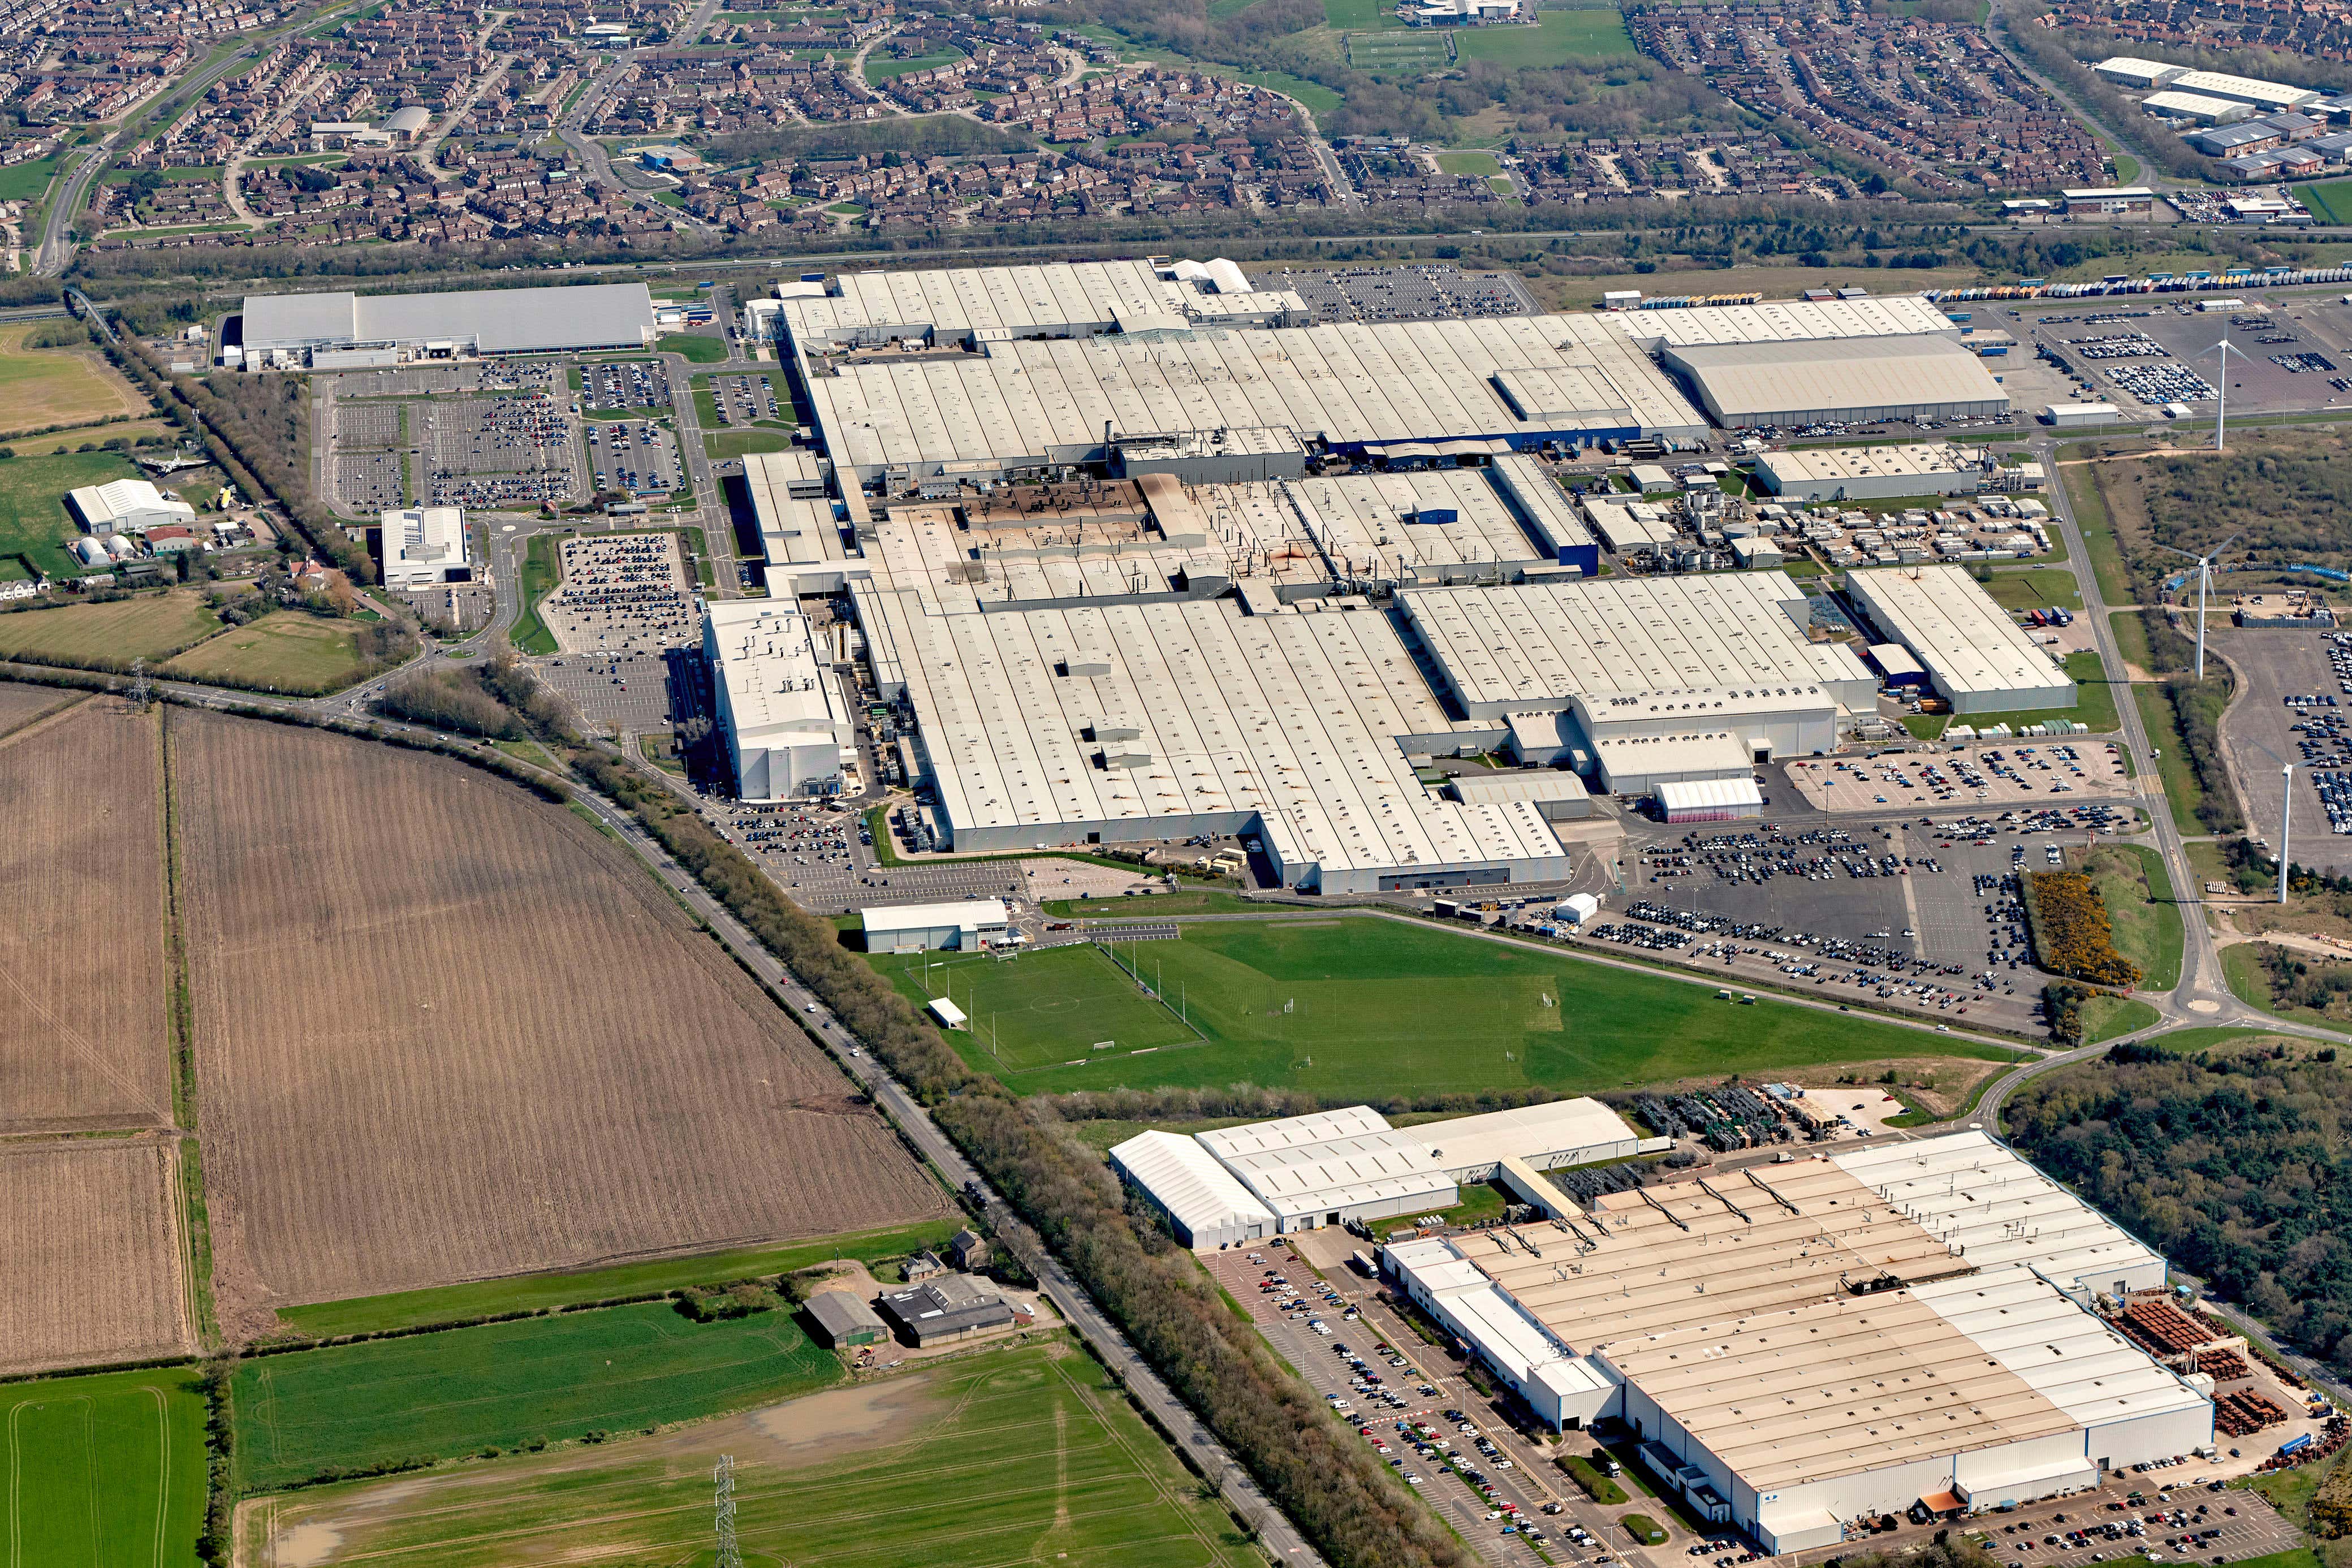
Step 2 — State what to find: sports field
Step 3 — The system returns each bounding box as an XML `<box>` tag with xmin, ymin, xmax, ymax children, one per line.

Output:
<box><xmin>0</xmin><ymin>323</ymin><xmax>149</xmax><ymax>436</ymax></box>
<box><xmin>910</xmin><ymin>918</ymin><xmax>2012</xmax><ymax>1095</ymax></box>
<box><xmin>0</xmin><ymin>448</ymin><xmax>146</xmax><ymax>579</ymax></box>
<box><xmin>232</xmin><ymin>1301</ymin><xmax>843</xmax><ymax>1491</ymax></box>
<box><xmin>1456</xmin><ymin>10</ymin><xmax>1636</xmax><ymax>64</ymax></box>
<box><xmin>873</xmin><ymin>942</ymin><xmax>1200</xmax><ymax>1062</ymax></box>
<box><xmin>245</xmin><ymin>1341</ymin><xmax>1259</xmax><ymax>1568</ymax></box>
<box><xmin>164</xmin><ymin>611</ymin><xmax>370</xmax><ymax>693</ymax></box>
<box><xmin>0</xmin><ymin>590</ymin><xmax>223</xmax><ymax>664</ymax></box>
<box><xmin>1</xmin><ymin>1365</ymin><xmax>208</xmax><ymax>1568</ymax></box>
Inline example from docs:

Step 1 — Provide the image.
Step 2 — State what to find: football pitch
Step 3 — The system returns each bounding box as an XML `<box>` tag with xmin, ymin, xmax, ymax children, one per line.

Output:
<box><xmin>245</xmin><ymin>1341</ymin><xmax>1259</xmax><ymax>1568</ymax></box>
<box><xmin>897</xmin><ymin>918</ymin><xmax>2012</xmax><ymax>1094</ymax></box>
<box><xmin>1</xmin><ymin>1366</ymin><xmax>208</xmax><ymax>1568</ymax></box>
<box><xmin>233</xmin><ymin>1301</ymin><xmax>841</xmax><ymax>1491</ymax></box>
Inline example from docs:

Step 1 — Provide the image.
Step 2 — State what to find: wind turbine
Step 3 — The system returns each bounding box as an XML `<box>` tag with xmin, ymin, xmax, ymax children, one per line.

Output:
<box><xmin>2200</xmin><ymin>333</ymin><xmax>2250</xmax><ymax>452</ymax></box>
<box><xmin>2155</xmin><ymin>532</ymin><xmax>2239</xmax><ymax>681</ymax></box>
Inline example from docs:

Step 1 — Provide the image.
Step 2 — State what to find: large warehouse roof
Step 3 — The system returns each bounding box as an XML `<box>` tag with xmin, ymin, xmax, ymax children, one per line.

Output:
<box><xmin>1110</xmin><ymin>1129</ymin><xmax>1275</xmax><ymax>1242</ymax></box>
<box><xmin>1284</xmin><ymin>466</ymin><xmax>1564</xmax><ymax>583</ymax></box>
<box><xmin>782</xmin><ymin>260</ymin><xmax>1308</xmax><ymax>346</ymax></box>
<box><xmin>1846</xmin><ymin>564</ymin><xmax>2075</xmax><ymax>711</ymax></box>
<box><xmin>1615</xmin><ymin>295</ymin><xmax>1954</xmax><ymax>349</ymax></box>
<box><xmin>1399</xmin><ymin>574</ymin><xmax>1877</xmax><ymax>719</ymax></box>
<box><xmin>1664</xmin><ymin>336</ymin><xmax>2009</xmax><ymax>428</ymax></box>
<box><xmin>796</xmin><ymin>314</ymin><xmax>1709</xmax><ymax>478</ymax></box>
<box><xmin>1415</xmin><ymin>1098</ymin><xmax>1639</xmax><ymax>1177</ymax></box>
<box><xmin>704</xmin><ymin>600</ymin><xmax>852</xmax><ymax>757</ymax></box>
<box><xmin>241</xmin><ymin>282</ymin><xmax>657</xmax><ymax>355</ymax></box>
<box><xmin>1198</xmin><ymin>1107</ymin><xmax>1454</xmax><ymax>1223</ymax></box>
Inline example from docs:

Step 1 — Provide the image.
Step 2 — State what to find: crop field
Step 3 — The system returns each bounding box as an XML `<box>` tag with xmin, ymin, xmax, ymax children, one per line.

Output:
<box><xmin>0</xmin><ymin>449</ymin><xmax>148</xmax><ymax>580</ymax></box>
<box><xmin>244</xmin><ymin>1340</ymin><xmax>1259</xmax><ymax>1568</ymax></box>
<box><xmin>872</xmin><ymin>943</ymin><xmax>1198</xmax><ymax>1062</ymax></box>
<box><xmin>1</xmin><ymin>1364</ymin><xmax>208</xmax><ymax>1568</ymax></box>
<box><xmin>0</xmin><ymin>1139</ymin><xmax>191</xmax><ymax>1375</ymax></box>
<box><xmin>233</xmin><ymin>1300</ymin><xmax>843</xmax><ymax>1490</ymax></box>
<box><xmin>0</xmin><ymin>322</ymin><xmax>150</xmax><ymax>435</ymax></box>
<box><xmin>163</xmin><ymin>612</ymin><xmax>369</xmax><ymax>693</ymax></box>
<box><xmin>0</xmin><ymin>699</ymin><xmax>175</xmax><ymax>1132</ymax></box>
<box><xmin>0</xmin><ymin>590</ymin><xmax>223</xmax><ymax>666</ymax></box>
<box><xmin>920</xmin><ymin>918</ymin><xmax>2008</xmax><ymax>1095</ymax></box>
<box><xmin>171</xmin><ymin>711</ymin><xmax>953</xmax><ymax>1339</ymax></box>
<box><xmin>0</xmin><ymin>677</ymin><xmax>72</xmax><ymax>735</ymax></box>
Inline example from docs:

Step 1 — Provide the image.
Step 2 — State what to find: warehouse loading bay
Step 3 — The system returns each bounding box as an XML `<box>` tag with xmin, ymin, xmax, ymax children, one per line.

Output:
<box><xmin>1207</xmin><ymin>1205</ymin><xmax>2311</xmax><ymax>1568</ymax></box>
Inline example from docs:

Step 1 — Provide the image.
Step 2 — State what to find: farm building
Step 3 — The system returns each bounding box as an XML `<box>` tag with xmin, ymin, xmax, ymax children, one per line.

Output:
<box><xmin>68</xmin><ymin>477</ymin><xmax>195</xmax><ymax>537</ymax></box>
<box><xmin>1114</xmin><ymin>1100</ymin><xmax>1652</xmax><ymax>1246</ymax></box>
<box><xmin>1383</xmin><ymin>1131</ymin><xmax>2208</xmax><ymax>1548</ymax></box>
<box><xmin>1846</xmin><ymin>564</ymin><xmax>2075</xmax><ymax>714</ymax></box>
<box><xmin>376</xmin><ymin>506</ymin><xmax>469</xmax><ymax>586</ymax></box>
<box><xmin>806</xmin><ymin>1290</ymin><xmax>888</xmax><ymax>1347</ymax></box>
<box><xmin>1661</xmin><ymin>337</ymin><xmax>2011</xmax><ymax>430</ymax></box>
<box><xmin>238</xmin><ymin>281</ymin><xmax>657</xmax><ymax>364</ymax></box>
<box><xmin>877</xmin><ymin>1275</ymin><xmax>1018</xmax><ymax>1346</ymax></box>
<box><xmin>703</xmin><ymin>599</ymin><xmax>852</xmax><ymax>803</ymax></box>
<box><xmin>860</xmin><ymin>899</ymin><xmax>1011</xmax><ymax>953</ymax></box>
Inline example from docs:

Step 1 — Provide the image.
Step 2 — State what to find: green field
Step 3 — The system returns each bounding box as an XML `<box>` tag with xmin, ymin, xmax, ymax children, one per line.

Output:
<box><xmin>1323</xmin><ymin>0</ymin><xmax>1405</xmax><ymax>29</ymax></box>
<box><xmin>276</xmin><ymin>1219</ymin><xmax>960</xmax><ymax>1337</ymax></box>
<box><xmin>0</xmin><ymin>448</ymin><xmax>145</xmax><ymax>578</ymax></box>
<box><xmin>0</xmin><ymin>1366</ymin><xmax>209</xmax><ymax>1568</ymax></box>
<box><xmin>1456</xmin><ymin>10</ymin><xmax>1636</xmax><ymax>64</ymax></box>
<box><xmin>234</xmin><ymin>1301</ymin><xmax>843</xmax><ymax>1491</ymax></box>
<box><xmin>874</xmin><ymin>942</ymin><xmax>1201</xmax><ymax>1065</ymax></box>
<box><xmin>163</xmin><ymin>611</ymin><xmax>370</xmax><ymax>693</ymax></box>
<box><xmin>1983</xmin><ymin>568</ymin><xmax>2081</xmax><ymax>613</ymax></box>
<box><xmin>0</xmin><ymin>590</ymin><xmax>223</xmax><ymax>664</ymax></box>
<box><xmin>888</xmin><ymin>917</ymin><xmax>2013</xmax><ymax>1094</ymax></box>
<box><xmin>866</xmin><ymin>46</ymin><xmax>964</xmax><ymax>83</ymax></box>
<box><xmin>0</xmin><ymin>156</ymin><xmax>60</xmax><ymax>202</ymax></box>
<box><xmin>508</xmin><ymin>533</ymin><xmax>559</xmax><ymax>654</ymax></box>
<box><xmin>2132</xmin><ymin>684</ymin><xmax>2207</xmax><ymax>835</ymax></box>
<box><xmin>2082</xmin><ymin>994</ymin><xmax>2161</xmax><ymax>1043</ymax></box>
<box><xmin>1955</xmin><ymin>651</ymin><xmax>2120</xmax><ymax>733</ymax></box>
<box><xmin>2299</xmin><ymin>182</ymin><xmax>2352</xmax><ymax>226</ymax></box>
<box><xmin>657</xmin><ymin>332</ymin><xmax>728</xmax><ymax>364</ymax></box>
<box><xmin>2076</xmin><ymin>843</ymin><xmax>2183</xmax><ymax>991</ymax></box>
<box><xmin>2061</xmin><ymin>457</ymin><xmax>2134</xmax><ymax>606</ymax></box>
<box><xmin>1436</xmin><ymin>151</ymin><xmax>1502</xmax><ymax>176</ymax></box>
<box><xmin>247</xmin><ymin>1341</ymin><xmax>1257</xmax><ymax>1568</ymax></box>
<box><xmin>707</xmin><ymin>427</ymin><xmax>799</xmax><ymax>459</ymax></box>
<box><xmin>1347</xmin><ymin>31</ymin><xmax>1449</xmax><ymax>70</ymax></box>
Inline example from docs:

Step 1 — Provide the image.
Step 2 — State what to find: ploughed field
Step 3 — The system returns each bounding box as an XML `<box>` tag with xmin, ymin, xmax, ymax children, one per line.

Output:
<box><xmin>170</xmin><ymin>710</ymin><xmax>952</xmax><ymax>1337</ymax></box>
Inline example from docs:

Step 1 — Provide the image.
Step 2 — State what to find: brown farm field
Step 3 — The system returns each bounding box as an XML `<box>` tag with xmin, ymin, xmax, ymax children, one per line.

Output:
<box><xmin>0</xmin><ymin>1137</ymin><xmax>191</xmax><ymax>1375</ymax></box>
<box><xmin>171</xmin><ymin>711</ymin><xmax>953</xmax><ymax>1337</ymax></box>
<box><xmin>0</xmin><ymin>696</ymin><xmax>176</xmax><ymax>1133</ymax></box>
<box><xmin>0</xmin><ymin>677</ymin><xmax>75</xmax><ymax>736</ymax></box>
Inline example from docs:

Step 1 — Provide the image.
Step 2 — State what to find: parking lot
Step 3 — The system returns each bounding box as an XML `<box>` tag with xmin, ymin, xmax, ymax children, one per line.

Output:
<box><xmin>2012</xmin><ymin>299</ymin><xmax>2349</xmax><ymax>417</ymax></box>
<box><xmin>1788</xmin><ymin>741</ymin><xmax>2134</xmax><ymax>813</ymax></box>
<box><xmin>706</xmin><ymin>372</ymin><xmax>783</xmax><ymax>426</ymax></box>
<box><xmin>1966</xmin><ymin>1476</ymin><xmax>2303</xmax><ymax>1568</ymax></box>
<box><xmin>537</xmin><ymin>650</ymin><xmax>676</xmax><ymax>732</ymax></box>
<box><xmin>2214</xmin><ymin>623</ymin><xmax>2352</xmax><ymax>872</ymax></box>
<box><xmin>423</xmin><ymin>394</ymin><xmax>579</xmax><ymax>508</ymax></box>
<box><xmin>541</xmin><ymin>532</ymin><xmax>700</xmax><ymax>655</ymax></box>
<box><xmin>586</xmin><ymin>417</ymin><xmax>681</xmax><ymax>498</ymax></box>
<box><xmin>582</xmin><ymin>358</ymin><xmax>671</xmax><ymax>412</ymax></box>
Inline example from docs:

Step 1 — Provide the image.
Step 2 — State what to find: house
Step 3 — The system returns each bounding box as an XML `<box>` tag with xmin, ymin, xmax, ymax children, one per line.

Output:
<box><xmin>949</xmin><ymin>1227</ymin><xmax>991</xmax><ymax>1272</ymax></box>
<box><xmin>903</xmin><ymin>1249</ymin><xmax>946</xmax><ymax>1282</ymax></box>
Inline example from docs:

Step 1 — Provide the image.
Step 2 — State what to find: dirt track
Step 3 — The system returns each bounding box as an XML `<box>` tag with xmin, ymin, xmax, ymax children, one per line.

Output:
<box><xmin>0</xmin><ymin>1137</ymin><xmax>191</xmax><ymax>1375</ymax></box>
<box><xmin>0</xmin><ymin>696</ymin><xmax>176</xmax><ymax>1133</ymax></box>
<box><xmin>171</xmin><ymin>710</ymin><xmax>952</xmax><ymax>1338</ymax></box>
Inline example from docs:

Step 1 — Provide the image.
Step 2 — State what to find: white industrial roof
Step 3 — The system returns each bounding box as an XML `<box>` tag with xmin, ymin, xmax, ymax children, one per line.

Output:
<box><xmin>1833</xmin><ymin>1130</ymin><xmax>2165</xmax><ymax>1291</ymax></box>
<box><xmin>1666</xmin><ymin>336</ymin><xmax>2010</xmax><ymax>423</ymax></box>
<box><xmin>2167</xmin><ymin>68</ymin><xmax>2317</xmax><ymax>107</ymax></box>
<box><xmin>860</xmin><ymin>898</ymin><xmax>1010</xmax><ymax>934</ymax></box>
<box><xmin>784</xmin><ymin>260</ymin><xmax>1304</xmax><ymax>346</ymax></box>
<box><xmin>1389</xmin><ymin>1236</ymin><xmax>1611</xmax><ymax>1398</ymax></box>
<box><xmin>1415</xmin><ymin>1098</ymin><xmax>1637</xmax><ymax>1176</ymax></box>
<box><xmin>1613</xmin><ymin>295</ymin><xmax>1954</xmax><ymax>349</ymax></box>
<box><xmin>1596</xmin><ymin>729</ymin><xmax>1753</xmax><ymax>781</ymax></box>
<box><xmin>1201</xmin><ymin>1109</ymin><xmax>1455</xmax><ymax>1223</ymax></box>
<box><xmin>1580</xmin><ymin>494</ymin><xmax>1679</xmax><ymax>551</ymax></box>
<box><xmin>1910</xmin><ymin>1264</ymin><xmax>2208</xmax><ymax>1429</ymax></box>
<box><xmin>242</xmin><ymin>282</ymin><xmax>655</xmax><ymax>354</ymax></box>
<box><xmin>378</xmin><ymin>505</ymin><xmax>466</xmax><ymax>580</ymax></box>
<box><xmin>797</xmin><ymin>314</ymin><xmax>1708</xmax><ymax>477</ymax></box>
<box><xmin>2140</xmin><ymin>90</ymin><xmax>2246</xmax><ymax>119</ymax></box>
<box><xmin>1399</xmin><ymin>574</ymin><xmax>1876</xmax><ymax>718</ymax></box>
<box><xmin>1655</xmin><ymin>775</ymin><xmax>1766</xmax><ymax>811</ymax></box>
<box><xmin>1448</xmin><ymin>770</ymin><xmax>1591</xmax><ymax>807</ymax></box>
<box><xmin>1846</xmin><ymin>565</ymin><xmax>2074</xmax><ymax>706</ymax></box>
<box><xmin>705</xmin><ymin>599</ymin><xmax>852</xmax><ymax>755</ymax></box>
<box><xmin>1757</xmin><ymin>444</ymin><xmax>1974</xmax><ymax>486</ymax></box>
<box><xmin>68</xmin><ymin>477</ymin><xmax>191</xmax><ymax>527</ymax></box>
<box><xmin>1110</xmin><ymin>1129</ymin><xmax>1276</xmax><ymax>1239</ymax></box>
<box><xmin>1283</xmin><ymin>467</ymin><xmax>1557</xmax><ymax>582</ymax></box>
<box><xmin>856</xmin><ymin>589</ymin><xmax>1569</xmax><ymax>881</ymax></box>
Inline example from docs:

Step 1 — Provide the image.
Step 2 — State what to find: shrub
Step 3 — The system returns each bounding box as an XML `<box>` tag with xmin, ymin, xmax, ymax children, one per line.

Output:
<box><xmin>2023</xmin><ymin>871</ymin><xmax>2143</xmax><ymax>988</ymax></box>
<box><xmin>1622</xmin><ymin>1514</ymin><xmax>1668</xmax><ymax>1545</ymax></box>
<box><xmin>1559</xmin><ymin>1455</ymin><xmax>1625</xmax><ymax>1504</ymax></box>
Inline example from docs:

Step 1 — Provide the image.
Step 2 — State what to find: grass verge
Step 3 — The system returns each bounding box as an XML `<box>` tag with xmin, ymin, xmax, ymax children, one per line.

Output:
<box><xmin>509</xmin><ymin>533</ymin><xmax>559</xmax><ymax>654</ymax></box>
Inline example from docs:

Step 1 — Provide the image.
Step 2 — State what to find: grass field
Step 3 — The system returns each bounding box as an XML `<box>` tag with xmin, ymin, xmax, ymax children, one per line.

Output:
<box><xmin>874</xmin><ymin>943</ymin><xmax>1202</xmax><ymax>1064</ymax></box>
<box><xmin>0</xmin><ymin>590</ymin><xmax>223</xmax><ymax>664</ymax></box>
<box><xmin>706</xmin><ymin>427</ymin><xmax>799</xmax><ymax>459</ymax></box>
<box><xmin>0</xmin><ymin>157</ymin><xmax>60</xmax><ymax>202</ymax></box>
<box><xmin>2299</xmin><ymin>181</ymin><xmax>2352</xmax><ymax>226</ymax></box>
<box><xmin>247</xmin><ymin>1340</ymin><xmax>1258</xmax><ymax>1568</ymax></box>
<box><xmin>2082</xmin><ymin>994</ymin><xmax>2161</xmax><ymax>1043</ymax></box>
<box><xmin>509</xmin><ymin>533</ymin><xmax>559</xmax><ymax>654</ymax></box>
<box><xmin>866</xmin><ymin>46</ymin><xmax>964</xmax><ymax>83</ymax></box>
<box><xmin>1323</xmin><ymin>0</ymin><xmax>1405</xmax><ymax>29</ymax></box>
<box><xmin>1436</xmin><ymin>150</ymin><xmax>1502</xmax><ymax>176</ymax></box>
<box><xmin>2062</xmin><ymin>458</ymin><xmax>2135</xmax><ymax>606</ymax></box>
<box><xmin>2076</xmin><ymin>843</ymin><xmax>2183</xmax><ymax>991</ymax></box>
<box><xmin>163</xmin><ymin>612</ymin><xmax>370</xmax><ymax>693</ymax></box>
<box><xmin>889</xmin><ymin>917</ymin><xmax>2014</xmax><ymax>1095</ymax></box>
<box><xmin>0</xmin><ymin>323</ymin><xmax>149</xmax><ymax>436</ymax></box>
<box><xmin>1983</xmin><ymin>568</ymin><xmax>2081</xmax><ymax>613</ymax></box>
<box><xmin>275</xmin><ymin>1217</ymin><xmax>960</xmax><ymax>1337</ymax></box>
<box><xmin>234</xmin><ymin>1300</ymin><xmax>844</xmax><ymax>1490</ymax></box>
<box><xmin>2133</xmin><ymin>684</ymin><xmax>2207</xmax><ymax>835</ymax></box>
<box><xmin>1456</xmin><ymin>11</ymin><xmax>1636</xmax><ymax>64</ymax></box>
<box><xmin>1</xmin><ymin>1365</ymin><xmax>208</xmax><ymax>1568</ymax></box>
<box><xmin>657</xmin><ymin>332</ymin><xmax>728</xmax><ymax>364</ymax></box>
<box><xmin>0</xmin><ymin>448</ymin><xmax>145</xmax><ymax>578</ymax></box>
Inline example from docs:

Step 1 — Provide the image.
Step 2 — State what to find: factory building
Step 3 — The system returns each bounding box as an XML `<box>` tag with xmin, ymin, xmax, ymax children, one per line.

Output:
<box><xmin>1847</xmin><ymin>564</ymin><xmax>2076</xmax><ymax>714</ymax></box>
<box><xmin>2164</xmin><ymin>68</ymin><xmax>2319</xmax><ymax>112</ymax></box>
<box><xmin>1753</xmin><ymin>444</ymin><xmax>1987</xmax><ymax>503</ymax></box>
<box><xmin>1663</xmin><ymin>337</ymin><xmax>2010</xmax><ymax>429</ymax></box>
<box><xmin>376</xmin><ymin>505</ymin><xmax>469</xmax><ymax>586</ymax></box>
<box><xmin>1383</xmin><ymin>1131</ymin><xmax>2210</xmax><ymax>1549</ymax></box>
<box><xmin>68</xmin><ymin>477</ymin><xmax>196</xmax><ymax>537</ymax></box>
<box><xmin>858</xmin><ymin>898</ymin><xmax>1011</xmax><ymax>953</ymax></box>
<box><xmin>1611</xmin><ymin>295</ymin><xmax>1958</xmax><ymax>351</ymax></box>
<box><xmin>237</xmin><ymin>282</ymin><xmax>657</xmax><ymax>364</ymax></box>
<box><xmin>2094</xmin><ymin>56</ymin><xmax>2188</xmax><ymax>90</ymax></box>
<box><xmin>701</xmin><ymin>599</ymin><xmax>853</xmax><ymax>801</ymax></box>
<box><xmin>1110</xmin><ymin>1099</ymin><xmax>1651</xmax><ymax>1246</ymax></box>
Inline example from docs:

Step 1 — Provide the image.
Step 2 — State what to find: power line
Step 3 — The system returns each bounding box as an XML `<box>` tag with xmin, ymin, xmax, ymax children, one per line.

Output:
<box><xmin>714</xmin><ymin>1454</ymin><xmax>741</xmax><ymax>1568</ymax></box>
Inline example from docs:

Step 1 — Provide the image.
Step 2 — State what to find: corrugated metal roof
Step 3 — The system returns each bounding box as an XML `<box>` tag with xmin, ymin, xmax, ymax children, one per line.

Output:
<box><xmin>241</xmin><ymin>282</ymin><xmax>654</xmax><ymax>353</ymax></box>
<box><xmin>1665</xmin><ymin>336</ymin><xmax>2009</xmax><ymax>422</ymax></box>
<box><xmin>1653</xmin><ymin>776</ymin><xmax>1765</xmax><ymax>811</ymax></box>
<box><xmin>1110</xmin><ymin>1130</ymin><xmax>1275</xmax><ymax>1238</ymax></box>
<box><xmin>1846</xmin><ymin>564</ymin><xmax>2073</xmax><ymax>703</ymax></box>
